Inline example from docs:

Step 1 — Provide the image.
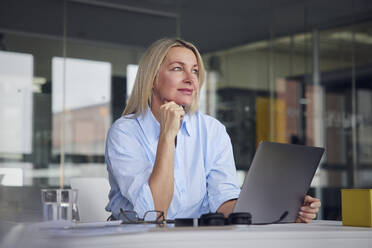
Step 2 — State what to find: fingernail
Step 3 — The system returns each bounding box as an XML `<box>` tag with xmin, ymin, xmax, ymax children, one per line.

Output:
<box><xmin>310</xmin><ymin>203</ymin><xmax>315</xmax><ymax>208</ymax></box>
<box><xmin>299</xmin><ymin>211</ymin><xmax>303</xmax><ymax>216</ymax></box>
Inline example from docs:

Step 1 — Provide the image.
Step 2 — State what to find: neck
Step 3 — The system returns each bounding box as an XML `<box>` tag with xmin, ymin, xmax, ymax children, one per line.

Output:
<box><xmin>150</xmin><ymin>95</ymin><xmax>161</xmax><ymax>123</ymax></box>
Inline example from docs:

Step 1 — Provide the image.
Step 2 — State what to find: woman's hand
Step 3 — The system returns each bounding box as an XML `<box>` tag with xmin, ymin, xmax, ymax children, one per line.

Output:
<box><xmin>296</xmin><ymin>195</ymin><xmax>321</xmax><ymax>223</ymax></box>
<box><xmin>159</xmin><ymin>101</ymin><xmax>185</xmax><ymax>139</ymax></box>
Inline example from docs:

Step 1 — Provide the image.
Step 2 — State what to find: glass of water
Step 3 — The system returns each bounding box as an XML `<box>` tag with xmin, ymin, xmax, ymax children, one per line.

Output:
<box><xmin>41</xmin><ymin>189</ymin><xmax>79</xmax><ymax>222</ymax></box>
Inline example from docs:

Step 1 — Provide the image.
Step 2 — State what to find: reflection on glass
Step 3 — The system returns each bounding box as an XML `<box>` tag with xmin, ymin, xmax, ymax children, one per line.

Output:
<box><xmin>0</xmin><ymin>168</ymin><xmax>23</xmax><ymax>186</ymax></box>
<box><xmin>52</xmin><ymin>57</ymin><xmax>111</xmax><ymax>156</ymax></box>
<box><xmin>0</xmin><ymin>51</ymin><xmax>33</xmax><ymax>154</ymax></box>
<box><xmin>0</xmin><ymin>162</ymin><xmax>33</xmax><ymax>186</ymax></box>
<box><xmin>357</xmin><ymin>90</ymin><xmax>372</xmax><ymax>166</ymax></box>
<box><xmin>204</xmin><ymin>71</ymin><xmax>218</xmax><ymax>117</ymax></box>
<box><xmin>126</xmin><ymin>64</ymin><xmax>138</xmax><ymax>102</ymax></box>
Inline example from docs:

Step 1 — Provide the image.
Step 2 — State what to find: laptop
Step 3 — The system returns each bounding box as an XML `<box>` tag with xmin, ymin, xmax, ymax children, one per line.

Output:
<box><xmin>233</xmin><ymin>141</ymin><xmax>324</xmax><ymax>224</ymax></box>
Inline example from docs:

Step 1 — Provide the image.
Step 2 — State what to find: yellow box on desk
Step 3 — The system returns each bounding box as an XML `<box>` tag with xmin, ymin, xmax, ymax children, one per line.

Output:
<box><xmin>341</xmin><ymin>189</ymin><xmax>372</xmax><ymax>227</ymax></box>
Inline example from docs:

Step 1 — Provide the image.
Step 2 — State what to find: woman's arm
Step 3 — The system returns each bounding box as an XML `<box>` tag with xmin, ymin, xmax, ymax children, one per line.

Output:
<box><xmin>149</xmin><ymin>133</ymin><xmax>175</xmax><ymax>217</ymax></box>
<box><xmin>205</xmin><ymin>121</ymin><xmax>241</xmax><ymax>214</ymax></box>
<box><xmin>149</xmin><ymin>102</ymin><xmax>184</xmax><ymax>217</ymax></box>
<box><xmin>217</xmin><ymin>199</ymin><xmax>237</xmax><ymax>217</ymax></box>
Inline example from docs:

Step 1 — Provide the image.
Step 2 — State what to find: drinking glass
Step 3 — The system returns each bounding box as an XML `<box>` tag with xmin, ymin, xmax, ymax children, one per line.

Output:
<box><xmin>41</xmin><ymin>189</ymin><xmax>79</xmax><ymax>221</ymax></box>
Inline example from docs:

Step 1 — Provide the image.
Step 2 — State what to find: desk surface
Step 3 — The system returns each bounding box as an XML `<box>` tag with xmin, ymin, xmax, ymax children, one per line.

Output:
<box><xmin>2</xmin><ymin>220</ymin><xmax>372</xmax><ymax>248</ymax></box>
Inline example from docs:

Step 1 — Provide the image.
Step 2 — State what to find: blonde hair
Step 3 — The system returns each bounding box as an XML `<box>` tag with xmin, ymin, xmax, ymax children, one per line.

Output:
<box><xmin>122</xmin><ymin>38</ymin><xmax>205</xmax><ymax>117</ymax></box>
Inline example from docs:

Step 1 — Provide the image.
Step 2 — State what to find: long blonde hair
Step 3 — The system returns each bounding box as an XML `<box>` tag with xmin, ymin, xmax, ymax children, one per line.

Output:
<box><xmin>122</xmin><ymin>38</ymin><xmax>205</xmax><ymax>117</ymax></box>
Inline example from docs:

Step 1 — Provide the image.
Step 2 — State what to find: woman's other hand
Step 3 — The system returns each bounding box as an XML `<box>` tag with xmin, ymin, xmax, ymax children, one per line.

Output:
<box><xmin>159</xmin><ymin>101</ymin><xmax>185</xmax><ymax>139</ymax></box>
<box><xmin>296</xmin><ymin>195</ymin><xmax>321</xmax><ymax>223</ymax></box>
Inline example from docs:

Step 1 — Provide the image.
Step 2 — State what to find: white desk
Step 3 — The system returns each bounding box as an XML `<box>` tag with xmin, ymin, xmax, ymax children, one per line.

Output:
<box><xmin>2</xmin><ymin>220</ymin><xmax>372</xmax><ymax>248</ymax></box>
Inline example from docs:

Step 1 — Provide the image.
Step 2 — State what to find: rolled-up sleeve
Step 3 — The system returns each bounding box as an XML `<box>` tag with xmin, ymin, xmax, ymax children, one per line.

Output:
<box><xmin>106</xmin><ymin>124</ymin><xmax>154</xmax><ymax>217</ymax></box>
<box><xmin>206</xmin><ymin>124</ymin><xmax>241</xmax><ymax>213</ymax></box>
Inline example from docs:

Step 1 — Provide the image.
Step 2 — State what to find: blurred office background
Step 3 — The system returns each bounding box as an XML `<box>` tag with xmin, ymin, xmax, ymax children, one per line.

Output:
<box><xmin>0</xmin><ymin>0</ymin><xmax>372</xmax><ymax>222</ymax></box>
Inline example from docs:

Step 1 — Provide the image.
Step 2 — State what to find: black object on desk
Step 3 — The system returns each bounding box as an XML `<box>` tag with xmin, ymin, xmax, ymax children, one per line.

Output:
<box><xmin>199</xmin><ymin>213</ymin><xmax>225</xmax><ymax>226</ymax></box>
<box><xmin>174</xmin><ymin>212</ymin><xmax>252</xmax><ymax>227</ymax></box>
<box><xmin>174</xmin><ymin>218</ymin><xmax>197</xmax><ymax>227</ymax></box>
<box><xmin>227</xmin><ymin>212</ymin><xmax>252</xmax><ymax>225</ymax></box>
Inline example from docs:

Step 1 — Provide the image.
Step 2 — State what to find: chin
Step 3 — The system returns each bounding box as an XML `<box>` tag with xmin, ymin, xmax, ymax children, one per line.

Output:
<box><xmin>179</xmin><ymin>101</ymin><xmax>193</xmax><ymax>107</ymax></box>
<box><xmin>174</xmin><ymin>98</ymin><xmax>192</xmax><ymax>106</ymax></box>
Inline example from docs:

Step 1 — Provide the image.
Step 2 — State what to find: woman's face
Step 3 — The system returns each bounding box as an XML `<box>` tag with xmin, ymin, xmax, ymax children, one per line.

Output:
<box><xmin>152</xmin><ymin>46</ymin><xmax>199</xmax><ymax>107</ymax></box>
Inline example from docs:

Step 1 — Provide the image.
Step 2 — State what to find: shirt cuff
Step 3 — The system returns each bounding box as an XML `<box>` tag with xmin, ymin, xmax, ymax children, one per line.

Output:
<box><xmin>133</xmin><ymin>182</ymin><xmax>155</xmax><ymax>217</ymax></box>
<box><xmin>209</xmin><ymin>190</ymin><xmax>240</xmax><ymax>213</ymax></box>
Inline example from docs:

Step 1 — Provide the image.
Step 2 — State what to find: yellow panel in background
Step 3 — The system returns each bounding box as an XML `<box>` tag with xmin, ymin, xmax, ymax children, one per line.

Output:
<box><xmin>256</xmin><ymin>97</ymin><xmax>287</xmax><ymax>147</ymax></box>
<box><xmin>275</xmin><ymin>99</ymin><xmax>286</xmax><ymax>143</ymax></box>
<box><xmin>341</xmin><ymin>189</ymin><xmax>372</xmax><ymax>227</ymax></box>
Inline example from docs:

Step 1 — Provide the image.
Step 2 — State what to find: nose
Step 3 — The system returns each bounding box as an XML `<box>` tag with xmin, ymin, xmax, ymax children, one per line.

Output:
<box><xmin>183</xmin><ymin>71</ymin><xmax>197</xmax><ymax>85</ymax></box>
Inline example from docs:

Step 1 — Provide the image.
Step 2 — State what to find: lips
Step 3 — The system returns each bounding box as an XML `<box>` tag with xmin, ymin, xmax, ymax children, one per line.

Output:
<box><xmin>178</xmin><ymin>88</ymin><xmax>193</xmax><ymax>95</ymax></box>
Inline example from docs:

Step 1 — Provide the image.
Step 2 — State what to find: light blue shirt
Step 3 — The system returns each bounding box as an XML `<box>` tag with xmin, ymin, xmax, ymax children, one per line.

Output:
<box><xmin>105</xmin><ymin>107</ymin><xmax>241</xmax><ymax>219</ymax></box>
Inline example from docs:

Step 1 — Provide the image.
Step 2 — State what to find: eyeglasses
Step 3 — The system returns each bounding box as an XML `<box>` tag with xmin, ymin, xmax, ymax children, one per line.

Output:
<box><xmin>119</xmin><ymin>208</ymin><xmax>166</xmax><ymax>225</ymax></box>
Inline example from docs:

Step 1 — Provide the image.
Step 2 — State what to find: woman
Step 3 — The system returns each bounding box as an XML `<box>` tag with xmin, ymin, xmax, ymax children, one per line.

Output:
<box><xmin>105</xmin><ymin>38</ymin><xmax>320</xmax><ymax>222</ymax></box>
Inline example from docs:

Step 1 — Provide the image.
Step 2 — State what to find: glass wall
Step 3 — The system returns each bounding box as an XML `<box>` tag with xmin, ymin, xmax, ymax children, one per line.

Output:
<box><xmin>1</xmin><ymin>1</ymin><xmax>372</xmax><ymax>223</ymax></box>
<box><xmin>204</xmin><ymin>20</ymin><xmax>372</xmax><ymax>220</ymax></box>
<box><xmin>0</xmin><ymin>2</ymin><xmax>147</xmax><ymax>221</ymax></box>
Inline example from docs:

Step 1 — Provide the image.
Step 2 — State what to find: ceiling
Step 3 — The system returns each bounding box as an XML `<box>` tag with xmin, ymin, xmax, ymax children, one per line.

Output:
<box><xmin>1</xmin><ymin>0</ymin><xmax>372</xmax><ymax>53</ymax></box>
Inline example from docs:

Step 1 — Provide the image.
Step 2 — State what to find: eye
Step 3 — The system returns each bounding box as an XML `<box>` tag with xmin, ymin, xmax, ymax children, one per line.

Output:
<box><xmin>192</xmin><ymin>68</ymin><xmax>199</xmax><ymax>74</ymax></box>
<box><xmin>172</xmin><ymin>66</ymin><xmax>182</xmax><ymax>71</ymax></box>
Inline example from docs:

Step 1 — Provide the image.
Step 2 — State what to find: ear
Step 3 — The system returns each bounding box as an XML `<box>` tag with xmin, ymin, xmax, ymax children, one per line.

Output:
<box><xmin>153</xmin><ymin>73</ymin><xmax>159</xmax><ymax>89</ymax></box>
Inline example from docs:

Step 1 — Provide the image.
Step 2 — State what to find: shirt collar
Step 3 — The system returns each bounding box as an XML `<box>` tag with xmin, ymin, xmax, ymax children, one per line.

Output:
<box><xmin>182</xmin><ymin>112</ymin><xmax>193</xmax><ymax>137</ymax></box>
<box><xmin>137</xmin><ymin>107</ymin><xmax>193</xmax><ymax>141</ymax></box>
